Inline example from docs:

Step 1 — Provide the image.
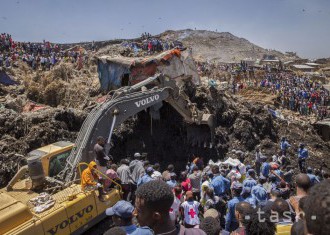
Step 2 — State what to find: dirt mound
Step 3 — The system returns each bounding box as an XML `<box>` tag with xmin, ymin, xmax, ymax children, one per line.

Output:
<box><xmin>158</xmin><ymin>29</ymin><xmax>299</xmax><ymax>63</ymax></box>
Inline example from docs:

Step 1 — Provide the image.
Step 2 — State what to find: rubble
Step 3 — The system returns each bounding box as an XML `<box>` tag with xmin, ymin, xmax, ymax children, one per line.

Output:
<box><xmin>0</xmin><ymin>31</ymin><xmax>329</xmax><ymax>189</ymax></box>
<box><xmin>108</xmin><ymin>86</ymin><xmax>329</xmax><ymax>177</ymax></box>
<box><xmin>0</xmin><ymin>107</ymin><xmax>87</xmax><ymax>186</ymax></box>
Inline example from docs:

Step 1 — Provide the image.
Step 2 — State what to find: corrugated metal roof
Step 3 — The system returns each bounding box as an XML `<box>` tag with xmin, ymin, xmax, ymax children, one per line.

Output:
<box><xmin>292</xmin><ymin>64</ymin><xmax>314</xmax><ymax>69</ymax></box>
<box><xmin>305</xmin><ymin>63</ymin><xmax>320</xmax><ymax>66</ymax></box>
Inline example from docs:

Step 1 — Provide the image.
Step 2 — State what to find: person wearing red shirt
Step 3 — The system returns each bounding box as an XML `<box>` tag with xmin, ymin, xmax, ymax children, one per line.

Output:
<box><xmin>180</xmin><ymin>171</ymin><xmax>192</xmax><ymax>193</ymax></box>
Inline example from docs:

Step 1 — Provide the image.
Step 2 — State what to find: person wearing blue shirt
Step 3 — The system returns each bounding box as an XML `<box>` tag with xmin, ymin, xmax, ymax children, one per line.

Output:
<box><xmin>225</xmin><ymin>182</ymin><xmax>244</xmax><ymax>232</ymax></box>
<box><xmin>298</xmin><ymin>143</ymin><xmax>309</xmax><ymax>173</ymax></box>
<box><xmin>210</xmin><ymin>165</ymin><xmax>230</xmax><ymax>197</ymax></box>
<box><xmin>260</xmin><ymin>157</ymin><xmax>270</xmax><ymax>178</ymax></box>
<box><xmin>306</xmin><ymin>167</ymin><xmax>320</xmax><ymax>186</ymax></box>
<box><xmin>251</xmin><ymin>176</ymin><xmax>268</xmax><ymax>207</ymax></box>
<box><xmin>241</xmin><ymin>187</ymin><xmax>256</xmax><ymax>208</ymax></box>
<box><xmin>243</xmin><ymin>169</ymin><xmax>257</xmax><ymax>189</ymax></box>
<box><xmin>137</xmin><ymin>167</ymin><xmax>154</xmax><ymax>187</ymax></box>
<box><xmin>105</xmin><ymin>200</ymin><xmax>138</xmax><ymax>235</ymax></box>
<box><xmin>273</xmin><ymin>168</ymin><xmax>283</xmax><ymax>183</ymax></box>
<box><xmin>280</xmin><ymin>137</ymin><xmax>291</xmax><ymax>155</ymax></box>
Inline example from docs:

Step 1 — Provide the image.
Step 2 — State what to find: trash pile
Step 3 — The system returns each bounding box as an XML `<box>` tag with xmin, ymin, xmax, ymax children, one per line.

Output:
<box><xmin>29</xmin><ymin>192</ymin><xmax>55</xmax><ymax>213</ymax></box>
<box><xmin>0</xmin><ymin>32</ymin><xmax>329</xmax><ymax>190</ymax></box>
<box><xmin>0</xmin><ymin>107</ymin><xmax>87</xmax><ymax>186</ymax></box>
<box><xmin>109</xmin><ymin>85</ymin><xmax>330</xmax><ymax>175</ymax></box>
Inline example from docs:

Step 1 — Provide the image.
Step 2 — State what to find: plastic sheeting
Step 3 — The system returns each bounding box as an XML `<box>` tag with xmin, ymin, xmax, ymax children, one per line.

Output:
<box><xmin>0</xmin><ymin>71</ymin><xmax>18</xmax><ymax>86</ymax></box>
<box><xmin>97</xmin><ymin>60</ymin><xmax>130</xmax><ymax>91</ymax></box>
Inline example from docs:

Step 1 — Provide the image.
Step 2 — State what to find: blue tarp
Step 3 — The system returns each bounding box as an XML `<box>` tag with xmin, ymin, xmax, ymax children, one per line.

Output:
<box><xmin>97</xmin><ymin>60</ymin><xmax>130</xmax><ymax>91</ymax></box>
<box><xmin>0</xmin><ymin>71</ymin><xmax>18</xmax><ymax>86</ymax></box>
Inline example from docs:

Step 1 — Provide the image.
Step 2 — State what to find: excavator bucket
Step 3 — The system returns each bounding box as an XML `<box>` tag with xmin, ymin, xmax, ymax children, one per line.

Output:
<box><xmin>186</xmin><ymin>113</ymin><xmax>215</xmax><ymax>148</ymax></box>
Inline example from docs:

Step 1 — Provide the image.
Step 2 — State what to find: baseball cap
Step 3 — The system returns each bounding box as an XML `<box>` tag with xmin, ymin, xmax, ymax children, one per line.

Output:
<box><xmin>134</xmin><ymin>152</ymin><xmax>141</xmax><ymax>158</ymax></box>
<box><xmin>105</xmin><ymin>200</ymin><xmax>134</xmax><ymax>218</ymax></box>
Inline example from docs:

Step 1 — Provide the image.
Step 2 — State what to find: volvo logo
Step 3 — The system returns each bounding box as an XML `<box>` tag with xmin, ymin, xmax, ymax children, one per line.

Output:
<box><xmin>135</xmin><ymin>95</ymin><xmax>160</xmax><ymax>107</ymax></box>
<box><xmin>47</xmin><ymin>205</ymin><xmax>93</xmax><ymax>235</ymax></box>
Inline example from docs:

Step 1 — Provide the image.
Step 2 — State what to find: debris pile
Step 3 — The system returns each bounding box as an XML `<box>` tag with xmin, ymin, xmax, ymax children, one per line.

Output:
<box><xmin>0</xmin><ymin>30</ymin><xmax>329</xmax><ymax>189</ymax></box>
<box><xmin>109</xmin><ymin>86</ymin><xmax>330</xmax><ymax>175</ymax></box>
<box><xmin>0</xmin><ymin>107</ymin><xmax>87</xmax><ymax>186</ymax></box>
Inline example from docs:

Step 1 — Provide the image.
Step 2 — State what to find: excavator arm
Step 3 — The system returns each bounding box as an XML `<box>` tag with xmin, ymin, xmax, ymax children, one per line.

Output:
<box><xmin>61</xmin><ymin>74</ymin><xmax>214</xmax><ymax>183</ymax></box>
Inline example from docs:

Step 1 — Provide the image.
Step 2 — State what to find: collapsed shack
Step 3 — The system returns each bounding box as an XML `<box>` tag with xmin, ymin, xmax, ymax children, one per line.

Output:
<box><xmin>96</xmin><ymin>49</ymin><xmax>200</xmax><ymax>91</ymax></box>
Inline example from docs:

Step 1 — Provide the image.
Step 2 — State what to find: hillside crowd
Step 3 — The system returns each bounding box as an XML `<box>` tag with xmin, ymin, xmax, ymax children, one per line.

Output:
<box><xmin>79</xmin><ymin>136</ymin><xmax>329</xmax><ymax>235</ymax></box>
<box><xmin>121</xmin><ymin>32</ymin><xmax>183</xmax><ymax>56</ymax></box>
<box><xmin>260</xmin><ymin>72</ymin><xmax>329</xmax><ymax>120</ymax></box>
<box><xmin>0</xmin><ymin>33</ymin><xmax>87</xmax><ymax>70</ymax></box>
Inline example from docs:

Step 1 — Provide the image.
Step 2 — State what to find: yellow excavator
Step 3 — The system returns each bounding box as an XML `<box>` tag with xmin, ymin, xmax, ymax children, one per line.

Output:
<box><xmin>0</xmin><ymin>74</ymin><xmax>214</xmax><ymax>234</ymax></box>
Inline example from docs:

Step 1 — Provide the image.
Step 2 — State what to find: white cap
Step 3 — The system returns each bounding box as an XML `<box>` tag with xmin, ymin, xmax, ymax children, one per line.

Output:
<box><xmin>134</xmin><ymin>152</ymin><xmax>141</xmax><ymax>158</ymax></box>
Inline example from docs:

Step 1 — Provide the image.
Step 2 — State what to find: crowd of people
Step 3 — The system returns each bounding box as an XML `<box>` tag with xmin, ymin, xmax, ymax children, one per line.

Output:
<box><xmin>121</xmin><ymin>32</ymin><xmax>183</xmax><ymax>56</ymax></box>
<box><xmin>260</xmin><ymin>72</ymin><xmax>329</xmax><ymax>120</ymax></box>
<box><xmin>0</xmin><ymin>33</ymin><xmax>87</xmax><ymax>70</ymax></box>
<box><xmin>80</xmin><ymin>136</ymin><xmax>329</xmax><ymax>235</ymax></box>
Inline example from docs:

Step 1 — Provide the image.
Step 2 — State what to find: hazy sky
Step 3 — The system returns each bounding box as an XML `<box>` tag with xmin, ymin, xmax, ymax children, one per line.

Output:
<box><xmin>1</xmin><ymin>0</ymin><xmax>329</xmax><ymax>58</ymax></box>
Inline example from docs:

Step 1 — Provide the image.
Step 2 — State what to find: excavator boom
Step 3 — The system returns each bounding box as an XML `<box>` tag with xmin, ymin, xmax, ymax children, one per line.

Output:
<box><xmin>61</xmin><ymin>74</ymin><xmax>214</xmax><ymax>183</ymax></box>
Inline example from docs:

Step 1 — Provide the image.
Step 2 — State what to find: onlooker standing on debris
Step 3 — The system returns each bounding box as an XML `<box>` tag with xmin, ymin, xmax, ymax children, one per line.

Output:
<box><xmin>255</xmin><ymin>148</ymin><xmax>262</xmax><ymax>176</ymax></box>
<box><xmin>297</xmin><ymin>143</ymin><xmax>308</xmax><ymax>173</ymax></box>
<box><xmin>280</xmin><ymin>137</ymin><xmax>291</xmax><ymax>156</ymax></box>
<box><xmin>94</xmin><ymin>136</ymin><xmax>110</xmax><ymax>175</ymax></box>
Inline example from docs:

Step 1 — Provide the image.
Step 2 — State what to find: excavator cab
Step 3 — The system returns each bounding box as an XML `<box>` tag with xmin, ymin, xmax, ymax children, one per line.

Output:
<box><xmin>27</xmin><ymin>141</ymin><xmax>74</xmax><ymax>177</ymax></box>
